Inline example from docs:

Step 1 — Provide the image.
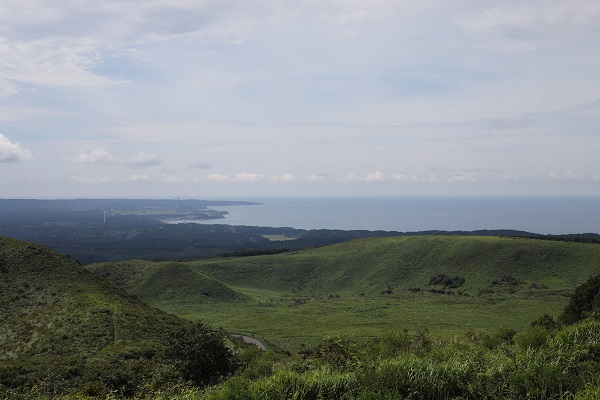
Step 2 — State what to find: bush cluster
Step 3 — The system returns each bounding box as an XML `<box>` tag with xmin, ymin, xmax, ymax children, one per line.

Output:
<box><xmin>0</xmin><ymin>322</ymin><xmax>239</xmax><ymax>399</ymax></box>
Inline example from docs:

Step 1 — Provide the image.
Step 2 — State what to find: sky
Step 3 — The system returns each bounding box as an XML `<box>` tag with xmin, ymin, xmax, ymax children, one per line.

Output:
<box><xmin>0</xmin><ymin>0</ymin><xmax>599</xmax><ymax>199</ymax></box>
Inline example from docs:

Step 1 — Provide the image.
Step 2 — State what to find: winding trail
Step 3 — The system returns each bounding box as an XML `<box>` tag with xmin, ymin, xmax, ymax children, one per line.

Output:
<box><xmin>232</xmin><ymin>334</ymin><xmax>267</xmax><ymax>350</ymax></box>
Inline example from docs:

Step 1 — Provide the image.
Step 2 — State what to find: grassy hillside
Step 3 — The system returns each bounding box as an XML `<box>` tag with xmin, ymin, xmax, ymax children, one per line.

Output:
<box><xmin>94</xmin><ymin>260</ymin><xmax>250</xmax><ymax>304</ymax></box>
<box><xmin>88</xmin><ymin>236</ymin><xmax>600</xmax><ymax>349</ymax></box>
<box><xmin>193</xmin><ymin>235</ymin><xmax>600</xmax><ymax>293</ymax></box>
<box><xmin>0</xmin><ymin>236</ymin><xmax>194</xmax><ymax>396</ymax></box>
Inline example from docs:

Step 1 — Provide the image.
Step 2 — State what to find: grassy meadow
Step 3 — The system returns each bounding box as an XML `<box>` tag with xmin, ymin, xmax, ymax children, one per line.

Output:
<box><xmin>88</xmin><ymin>235</ymin><xmax>600</xmax><ymax>350</ymax></box>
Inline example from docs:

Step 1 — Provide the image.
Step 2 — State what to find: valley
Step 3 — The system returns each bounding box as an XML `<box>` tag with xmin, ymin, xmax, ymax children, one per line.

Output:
<box><xmin>87</xmin><ymin>235</ymin><xmax>600</xmax><ymax>350</ymax></box>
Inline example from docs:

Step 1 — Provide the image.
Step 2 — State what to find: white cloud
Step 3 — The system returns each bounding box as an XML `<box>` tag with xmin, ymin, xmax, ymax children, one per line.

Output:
<box><xmin>548</xmin><ymin>170</ymin><xmax>600</xmax><ymax>181</ymax></box>
<box><xmin>271</xmin><ymin>173</ymin><xmax>296</xmax><ymax>183</ymax></box>
<box><xmin>73</xmin><ymin>149</ymin><xmax>161</xmax><ymax>167</ymax></box>
<box><xmin>127</xmin><ymin>152</ymin><xmax>161</xmax><ymax>167</ymax></box>
<box><xmin>0</xmin><ymin>78</ymin><xmax>19</xmax><ymax>99</ymax></box>
<box><xmin>71</xmin><ymin>175</ymin><xmax>113</xmax><ymax>184</ymax></box>
<box><xmin>339</xmin><ymin>173</ymin><xmax>361</xmax><ymax>183</ymax></box>
<box><xmin>365</xmin><ymin>171</ymin><xmax>386</xmax><ymax>182</ymax></box>
<box><xmin>339</xmin><ymin>171</ymin><xmax>387</xmax><ymax>183</ymax></box>
<box><xmin>0</xmin><ymin>37</ymin><xmax>120</xmax><ymax>89</ymax></box>
<box><xmin>391</xmin><ymin>173</ymin><xmax>423</xmax><ymax>183</ymax></box>
<box><xmin>129</xmin><ymin>174</ymin><xmax>151</xmax><ymax>182</ymax></box>
<box><xmin>304</xmin><ymin>174</ymin><xmax>326</xmax><ymax>183</ymax></box>
<box><xmin>0</xmin><ymin>1</ymin><xmax>268</xmax><ymax>97</ymax></box>
<box><xmin>443</xmin><ymin>172</ymin><xmax>480</xmax><ymax>183</ymax></box>
<box><xmin>72</xmin><ymin>174</ymin><xmax>154</xmax><ymax>184</ymax></box>
<box><xmin>74</xmin><ymin>148</ymin><xmax>115</xmax><ymax>164</ymax></box>
<box><xmin>335</xmin><ymin>169</ymin><xmax>523</xmax><ymax>184</ymax></box>
<box><xmin>162</xmin><ymin>173</ymin><xmax>185</xmax><ymax>183</ymax></box>
<box><xmin>206</xmin><ymin>172</ymin><xmax>265</xmax><ymax>183</ymax></box>
<box><xmin>0</xmin><ymin>133</ymin><xmax>32</xmax><ymax>162</ymax></box>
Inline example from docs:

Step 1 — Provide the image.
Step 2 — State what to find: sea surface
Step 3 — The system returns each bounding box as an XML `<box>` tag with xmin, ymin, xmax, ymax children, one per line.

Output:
<box><xmin>199</xmin><ymin>196</ymin><xmax>600</xmax><ymax>235</ymax></box>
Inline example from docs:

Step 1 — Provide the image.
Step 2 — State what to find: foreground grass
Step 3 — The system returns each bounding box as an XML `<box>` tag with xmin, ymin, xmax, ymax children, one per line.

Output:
<box><xmin>18</xmin><ymin>320</ymin><xmax>597</xmax><ymax>400</ymax></box>
<box><xmin>199</xmin><ymin>320</ymin><xmax>600</xmax><ymax>400</ymax></box>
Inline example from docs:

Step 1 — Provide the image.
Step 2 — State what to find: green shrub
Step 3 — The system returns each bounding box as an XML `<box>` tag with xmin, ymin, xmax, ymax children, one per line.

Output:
<box><xmin>297</xmin><ymin>337</ymin><xmax>359</xmax><ymax>371</ymax></box>
<box><xmin>515</xmin><ymin>326</ymin><xmax>550</xmax><ymax>349</ymax></box>
<box><xmin>531</xmin><ymin>313</ymin><xmax>560</xmax><ymax>331</ymax></box>
<box><xmin>561</xmin><ymin>274</ymin><xmax>600</xmax><ymax>324</ymax></box>
<box><xmin>165</xmin><ymin>321</ymin><xmax>237</xmax><ymax>387</ymax></box>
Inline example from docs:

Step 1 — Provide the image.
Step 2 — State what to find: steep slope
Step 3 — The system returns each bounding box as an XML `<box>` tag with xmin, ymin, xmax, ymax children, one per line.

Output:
<box><xmin>0</xmin><ymin>236</ymin><xmax>187</xmax><ymax>394</ymax></box>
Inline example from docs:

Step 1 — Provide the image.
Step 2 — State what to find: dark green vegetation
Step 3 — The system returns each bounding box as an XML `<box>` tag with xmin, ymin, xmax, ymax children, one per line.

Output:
<box><xmin>0</xmin><ymin>237</ymin><xmax>245</xmax><ymax>398</ymax></box>
<box><xmin>561</xmin><ymin>273</ymin><xmax>600</xmax><ymax>324</ymax></box>
<box><xmin>88</xmin><ymin>236</ymin><xmax>600</xmax><ymax>349</ymax></box>
<box><xmin>4</xmin><ymin>229</ymin><xmax>600</xmax><ymax>399</ymax></box>
<box><xmin>3</xmin><ymin>198</ymin><xmax>594</xmax><ymax>264</ymax></box>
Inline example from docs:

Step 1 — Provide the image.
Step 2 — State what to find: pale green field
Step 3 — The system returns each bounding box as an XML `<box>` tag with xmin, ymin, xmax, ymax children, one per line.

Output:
<box><xmin>150</xmin><ymin>291</ymin><xmax>568</xmax><ymax>350</ymax></box>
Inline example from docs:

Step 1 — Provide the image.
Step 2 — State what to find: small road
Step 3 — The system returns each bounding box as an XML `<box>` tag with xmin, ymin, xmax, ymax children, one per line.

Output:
<box><xmin>232</xmin><ymin>334</ymin><xmax>267</xmax><ymax>350</ymax></box>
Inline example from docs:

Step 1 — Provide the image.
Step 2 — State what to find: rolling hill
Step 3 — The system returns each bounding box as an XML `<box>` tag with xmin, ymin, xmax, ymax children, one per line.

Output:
<box><xmin>90</xmin><ymin>235</ymin><xmax>600</xmax><ymax>298</ymax></box>
<box><xmin>88</xmin><ymin>236</ymin><xmax>600</xmax><ymax>348</ymax></box>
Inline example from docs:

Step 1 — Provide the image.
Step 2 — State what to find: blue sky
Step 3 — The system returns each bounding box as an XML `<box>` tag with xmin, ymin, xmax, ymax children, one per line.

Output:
<box><xmin>1</xmin><ymin>0</ymin><xmax>599</xmax><ymax>198</ymax></box>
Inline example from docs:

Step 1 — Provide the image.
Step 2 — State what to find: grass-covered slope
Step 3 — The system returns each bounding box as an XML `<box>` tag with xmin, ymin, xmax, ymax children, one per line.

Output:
<box><xmin>93</xmin><ymin>236</ymin><xmax>600</xmax><ymax>296</ymax></box>
<box><xmin>92</xmin><ymin>260</ymin><xmax>250</xmax><ymax>305</ymax></box>
<box><xmin>88</xmin><ymin>236</ymin><xmax>600</xmax><ymax>348</ymax></box>
<box><xmin>0</xmin><ymin>236</ymin><xmax>188</xmax><ymax>394</ymax></box>
<box><xmin>192</xmin><ymin>235</ymin><xmax>600</xmax><ymax>294</ymax></box>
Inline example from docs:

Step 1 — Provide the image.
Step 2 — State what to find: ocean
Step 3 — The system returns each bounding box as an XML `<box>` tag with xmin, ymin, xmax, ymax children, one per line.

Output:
<box><xmin>200</xmin><ymin>196</ymin><xmax>600</xmax><ymax>235</ymax></box>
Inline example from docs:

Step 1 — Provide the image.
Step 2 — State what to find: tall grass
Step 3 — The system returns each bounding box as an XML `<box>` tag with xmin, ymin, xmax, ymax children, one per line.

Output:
<box><xmin>4</xmin><ymin>320</ymin><xmax>600</xmax><ymax>399</ymax></box>
<box><xmin>202</xmin><ymin>320</ymin><xmax>600</xmax><ymax>400</ymax></box>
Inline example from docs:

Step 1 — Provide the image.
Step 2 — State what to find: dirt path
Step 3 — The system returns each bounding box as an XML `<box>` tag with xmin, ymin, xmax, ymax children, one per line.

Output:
<box><xmin>232</xmin><ymin>334</ymin><xmax>267</xmax><ymax>350</ymax></box>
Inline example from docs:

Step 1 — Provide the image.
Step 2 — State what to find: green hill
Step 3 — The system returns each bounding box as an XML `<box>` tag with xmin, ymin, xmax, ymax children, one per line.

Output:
<box><xmin>88</xmin><ymin>236</ymin><xmax>600</xmax><ymax>349</ymax></box>
<box><xmin>192</xmin><ymin>235</ymin><xmax>600</xmax><ymax>293</ymax></box>
<box><xmin>0</xmin><ymin>236</ymin><xmax>191</xmax><ymax>396</ymax></box>
<box><xmin>93</xmin><ymin>260</ymin><xmax>250</xmax><ymax>304</ymax></box>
